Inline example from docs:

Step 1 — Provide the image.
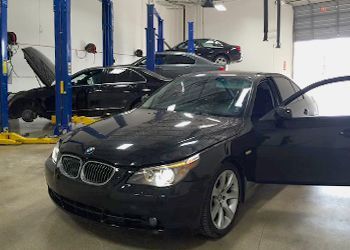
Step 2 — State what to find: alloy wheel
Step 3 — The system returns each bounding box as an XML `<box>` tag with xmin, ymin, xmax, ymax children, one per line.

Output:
<box><xmin>210</xmin><ymin>170</ymin><xmax>239</xmax><ymax>230</ymax></box>
<box><xmin>215</xmin><ymin>57</ymin><xmax>228</xmax><ymax>65</ymax></box>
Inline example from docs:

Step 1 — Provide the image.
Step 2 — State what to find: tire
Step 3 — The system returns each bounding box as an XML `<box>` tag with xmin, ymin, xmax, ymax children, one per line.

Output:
<box><xmin>199</xmin><ymin>164</ymin><xmax>242</xmax><ymax>238</ymax></box>
<box><xmin>214</xmin><ymin>55</ymin><xmax>229</xmax><ymax>65</ymax></box>
<box><xmin>21</xmin><ymin>107</ymin><xmax>37</xmax><ymax>123</ymax></box>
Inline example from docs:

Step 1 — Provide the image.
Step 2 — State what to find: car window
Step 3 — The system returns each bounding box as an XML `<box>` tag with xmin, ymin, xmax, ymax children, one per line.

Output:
<box><xmin>177</xmin><ymin>41</ymin><xmax>200</xmax><ymax>50</ymax></box>
<box><xmin>102</xmin><ymin>68</ymin><xmax>145</xmax><ymax>83</ymax></box>
<box><xmin>71</xmin><ymin>69</ymin><xmax>104</xmax><ymax>86</ymax></box>
<box><xmin>134</xmin><ymin>58</ymin><xmax>146</xmax><ymax>66</ymax></box>
<box><xmin>177</xmin><ymin>42</ymin><xmax>188</xmax><ymax>50</ymax></box>
<box><xmin>199</xmin><ymin>39</ymin><xmax>224</xmax><ymax>49</ymax></box>
<box><xmin>273</xmin><ymin>77</ymin><xmax>297</xmax><ymax>101</ymax></box>
<box><xmin>252</xmin><ymin>81</ymin><xmax>277</xmax><ymax>120</ymax></box>
<box><xmin>156</xmin><ymin>55</ymin><xmax>195</xmax><ymax>65</ymax></box>
<box><xmin>290</xmin><ymin>80</ymin><xmax>301</xmax><ymax>92</ymax></box>
<box><xmin>287</xmin><ymin>80</ymin><xmax>350</xmax><ymax>118</ymax></box>
<box><xmin>142</xmin><ymin>76</ymin><xmax>252</xmax><ymax>117</ymax></box>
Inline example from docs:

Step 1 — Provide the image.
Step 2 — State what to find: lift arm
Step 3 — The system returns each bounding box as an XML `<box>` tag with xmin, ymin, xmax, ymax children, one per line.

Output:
<box><xmin>0</xmin><ymin>0</ymin><xmax>9</xmax><ymax>132</ymax></box>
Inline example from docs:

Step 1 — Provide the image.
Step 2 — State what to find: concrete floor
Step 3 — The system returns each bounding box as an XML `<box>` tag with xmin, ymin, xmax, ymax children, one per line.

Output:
<box><xmin>1</xmin><ymin>145</ymin><xmax>350</xmax><ymax>250</ymax></box>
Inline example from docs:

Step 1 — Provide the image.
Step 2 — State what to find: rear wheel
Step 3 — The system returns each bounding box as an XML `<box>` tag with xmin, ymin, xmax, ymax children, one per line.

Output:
<box><xmin>199</xmin><ymin>165</ymin><xmax>241</xmax><ymax>238</ymax></box>
<box><xmin>214</xmin><ymin>55</ymin><xmax>229</xmax><ymax>65</ymax></box>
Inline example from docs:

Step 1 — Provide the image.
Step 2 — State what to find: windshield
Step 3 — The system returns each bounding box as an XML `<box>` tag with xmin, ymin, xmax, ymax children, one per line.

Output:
<box><xmin>142</xmin><ymin>75</ymin><xmax>252</xmax><ymax>117</ymax></box>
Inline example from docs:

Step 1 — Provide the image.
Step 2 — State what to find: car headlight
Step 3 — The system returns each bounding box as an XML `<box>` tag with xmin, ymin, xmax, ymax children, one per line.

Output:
<box><xmin>51</xmin><ymin>142</ymin><xmax>60</xmax><ymax>164</ymax></box>
<box><xmin>128</xmin><ymin>154</ymin><xmax>200</xmax><ymax>187</ymax></box>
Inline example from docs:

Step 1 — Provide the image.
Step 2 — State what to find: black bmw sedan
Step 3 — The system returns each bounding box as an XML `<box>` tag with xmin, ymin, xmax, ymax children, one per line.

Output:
<box><xmin>9</xmin><ymin>48</ymin><xmax>170</xmax><ymax>122</ymax></box>
<box><xmin>46</xmin><ymin>72</ymin><xmax>350</xmax><ymax>238</ymax></box>
<box><xmin>172</xmin><ymin>39</ymin><xmax>242</xmax><ymax>65</ymax></box>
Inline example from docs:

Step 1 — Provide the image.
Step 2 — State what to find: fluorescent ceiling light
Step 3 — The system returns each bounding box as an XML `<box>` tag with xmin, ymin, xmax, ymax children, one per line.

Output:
<box><xmin>215</xmin><ymin>3</ymin><xmax>227</xmax><ymax>11</ymax></box>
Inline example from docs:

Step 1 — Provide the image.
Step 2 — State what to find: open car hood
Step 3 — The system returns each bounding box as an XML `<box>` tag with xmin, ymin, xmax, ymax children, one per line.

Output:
<box><xmin>22</xmin><ymin>47</ymin><xmax>55</xmax><ymax>87</ymax></box>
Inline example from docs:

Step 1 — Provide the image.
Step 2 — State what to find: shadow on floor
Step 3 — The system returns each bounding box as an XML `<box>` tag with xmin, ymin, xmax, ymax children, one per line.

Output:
<box><xmin>54</xmin><ymin>185</ymin><xmax>286</xmax><ymax>250</ymax></box>
<box><xmin>9</xmin><ymin>118</ymin><xmax>55</xmax><ymax>138</ymax></box>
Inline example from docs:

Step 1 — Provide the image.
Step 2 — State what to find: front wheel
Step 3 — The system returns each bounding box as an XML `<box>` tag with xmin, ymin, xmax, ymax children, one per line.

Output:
<box><xmin>199</xmin><ymin>165</ymin><xmax>241</xmax><ymax>238</ymax></box>
<box><xmin>21</xmin><ymin>108</ymin><xmax>37</xmax><ymax>122</ymax></box>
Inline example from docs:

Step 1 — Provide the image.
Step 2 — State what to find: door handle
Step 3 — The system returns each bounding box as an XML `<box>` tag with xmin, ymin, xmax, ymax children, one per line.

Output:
<box><xmin>340</xmin><ymin>129</ymin><xmax>350</xmax><ymax>138</ymax></box>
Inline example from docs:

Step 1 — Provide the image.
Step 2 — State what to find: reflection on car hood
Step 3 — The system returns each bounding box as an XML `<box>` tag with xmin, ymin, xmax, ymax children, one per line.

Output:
<box><xmin>61</xmin><ymin>109</ymin><xmax>243</xmax><ymax>168</ymax></box>
<box><xmin>22</xmin><ymin>47</ymin><xmax>55</xmax><ymax>87</ymax></box>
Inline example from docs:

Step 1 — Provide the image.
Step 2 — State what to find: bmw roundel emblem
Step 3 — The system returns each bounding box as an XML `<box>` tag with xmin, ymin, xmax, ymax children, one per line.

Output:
<box><xmin>85</xmin><ymin>147</ymin><xmax>96</xmax><ymax>155</ymax></box>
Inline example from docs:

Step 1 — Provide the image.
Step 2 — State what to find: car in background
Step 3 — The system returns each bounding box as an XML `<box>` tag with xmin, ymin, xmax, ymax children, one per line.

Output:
<box><xmin>9</xmin><ymin>47</ymin><xmax>170</xmax><ymax>122</ymax></box>
<box><xmin>131</xmin><ymin>51</ymin><xmax>225</xmax><ymax>79</ymax></box>
<box><xmin>46</xmin><ymin>72</ymin><xmax>347</xmax><ymax>238</ymax></box>
<box><xmin>172</xmin><ymin>39</ymin><xmax>242</xmax><ymax>65</ymax></box>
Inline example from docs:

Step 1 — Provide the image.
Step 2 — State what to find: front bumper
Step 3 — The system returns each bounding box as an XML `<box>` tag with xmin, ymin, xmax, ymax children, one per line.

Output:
<box><xmin>45</xmin><ymin>158</ymin><xmax>207</xmax><ymax>230</ymax></box>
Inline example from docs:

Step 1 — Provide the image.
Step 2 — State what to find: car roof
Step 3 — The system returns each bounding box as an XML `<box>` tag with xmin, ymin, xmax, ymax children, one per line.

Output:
<box><xmin>158</xmin><ymin>51</ymin><xmax>196</xmax><ymax>56</ymax></box>
<box><xmin>155</xmin><ymin>51</ymin><xmax>216</xmax><ymax>64</ymax></box>
<box><xmin>73</xmin><ymin>65</ymin><xmax>147</xmax><ymax>74</ymax></box>
<box><xmin>72</xmin><ymin>65</ymin><xmax>170</xmax><ymax>80</ymax></box>
<box><xmin>180</xmin><ymin>71</ymin><xmax>286</xmax><ymax>82</ymax></box>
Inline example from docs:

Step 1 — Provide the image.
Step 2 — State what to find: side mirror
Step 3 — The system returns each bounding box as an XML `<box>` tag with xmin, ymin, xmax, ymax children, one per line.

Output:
<box><xmin>275</xmin><ymin>106</ymin><xmax>292</xmax><ymax>120</ymax></box>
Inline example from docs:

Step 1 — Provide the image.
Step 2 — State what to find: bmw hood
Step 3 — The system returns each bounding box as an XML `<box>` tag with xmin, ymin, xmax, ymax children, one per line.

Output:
<box><xmin>22</xmin><ymin>47</ymin><xmax>55</xmax><ymax>87</ymax></box>
<box><xmin>60</xmin><ymin>109</ymin><xmax>243</xmax><ymax>168</ymax></box>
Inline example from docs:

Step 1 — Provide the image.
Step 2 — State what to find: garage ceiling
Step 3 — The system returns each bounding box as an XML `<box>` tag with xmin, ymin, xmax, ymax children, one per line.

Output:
<box><xmin>284</xmin><ymin>0</ymin><xmax>333</xmax><ymax>6</ymax></box>
<box><xmin>157</xmin><ymin>0</ymin><xmax>335</xmax><ymax>7</ymax></box>
<box><xmin>156</xmin><ymin>0</ymin><xmax>237</xmax><ymax>7</ymax></box>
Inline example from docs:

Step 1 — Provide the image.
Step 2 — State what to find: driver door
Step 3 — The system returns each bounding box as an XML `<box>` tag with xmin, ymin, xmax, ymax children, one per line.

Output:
<box><xmin>252</xmin><ymin>76</ymin><xmax>350</xmax><ymax>186</ymax></box>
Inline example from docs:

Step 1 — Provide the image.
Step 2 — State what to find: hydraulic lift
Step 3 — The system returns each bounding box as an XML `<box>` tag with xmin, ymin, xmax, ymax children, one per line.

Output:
<box><xmin>0</xmin><ymin>0</ymin><xmax>56</xmax><ymax>145</ymax></box>
<box><xmin>146</xmin><ymin>3</ymin><xmax>165</xmax><ymax>71</ymax></box>
<box><xmin>54</xmin><ymin>0</ymin><xmax>115</xmax><ymax>135</ymax></box>
<box><xmin>0</xmin><ymin>0</ymin><xmax>115</xmax><ymax>144</ymax></box>
<box><xmin>145</xmin><ymin>4</ymin><xmax>196</xmax><ymax>70</ymax></box>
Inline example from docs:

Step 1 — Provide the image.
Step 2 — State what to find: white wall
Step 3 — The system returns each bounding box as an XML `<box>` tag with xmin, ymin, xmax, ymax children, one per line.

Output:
<box><xmin>185</xmin><ymin>0</ymin><xmax>294</xmax><ymax>77</ymax></box>
<box><xmin>8</xmin><ymin>0</ymin><xmax>183</xmax><ymax>93</ymax></box>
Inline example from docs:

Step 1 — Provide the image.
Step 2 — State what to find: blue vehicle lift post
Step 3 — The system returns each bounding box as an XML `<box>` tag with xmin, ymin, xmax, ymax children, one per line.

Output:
<box><xmin>0</xmin><ymin>1</ymin><xmax>59</xmax><ymax>144</ymax></box>
<box><xmin>146</xmin><ymin>4</ymin><xmax>165</xmax><ymax>71</ymax></box>
<box><xmin>102</xmin><ymin>0</ymin><xmax>114</xmax><ymax>67</ymax></box>
<box><xmin>0</xmin><ymin>0</ymin><xmax>9</xmax><ymax>132</ymax></box>
<box><xmin>1</xmin><ymin>0</ymin><xmax>115</xmax><ymax>143</ymax></box>
<box><xmin>146</xmin><ymin>4</ymin><xmax>156</xmax><ymax>71</ymax></box>
<box><xmin>154</xmin><ymin>9</ymin><xmax>164</xmax><ymax>53</ymax></box>
<box><xmin>54</xmin><ymin>0</ymin><xmax>72</xmax><ymax>135</ymax></box>
<box><xmin>187</xmin><ymin>21</ymin><xmax>195</xmax><ymax>53</ymax></box>
<box><xmin>53</xmin><ymin>0</ymin><xmax>115</xmax><ymax>135</ymax></box>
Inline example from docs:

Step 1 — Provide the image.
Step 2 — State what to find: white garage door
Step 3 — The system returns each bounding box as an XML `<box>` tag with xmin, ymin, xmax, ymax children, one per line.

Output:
<box><xmin>294</xmin><ymin>0</ymin><xmax>350</xmax><ymax>41</ymax></box>
<box><xmin>293</xmin><ymin>1</ymin><xmax>350</xmax><ymax>116</ymax></box>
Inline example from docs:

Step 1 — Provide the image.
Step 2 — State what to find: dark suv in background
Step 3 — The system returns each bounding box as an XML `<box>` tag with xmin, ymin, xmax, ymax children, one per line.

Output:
<box><xmin>172</xmin><ymin>39</ymin><xmax>242</xmax><ymax>65</ymax></box>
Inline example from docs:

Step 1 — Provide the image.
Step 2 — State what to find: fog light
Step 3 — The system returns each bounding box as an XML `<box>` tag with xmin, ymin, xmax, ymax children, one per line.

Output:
<box><xmin>149</xmin><ymin>217</ymin><xmax>158</xmax><ymax>227</ymax></box>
